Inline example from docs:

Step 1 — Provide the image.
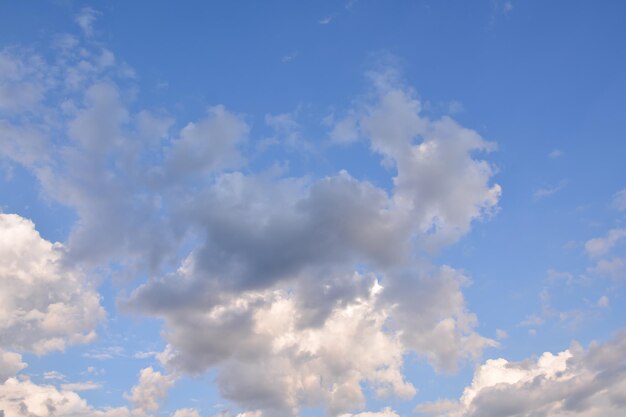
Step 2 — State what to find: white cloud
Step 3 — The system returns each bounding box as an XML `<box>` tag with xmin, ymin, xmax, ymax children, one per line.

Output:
<box><xmin>414</xmin><ymin>330</ymin><xmax>626</xmax><ymax>417</ymax></box>
<box><xmin>61</xmin><ymin>381</ymin><xmax>102</xmax><ymax>391</ymax></box>
<box><xmin>329</xmin><ymin>115</ymin><xmax>359</xmax><ymax>144</ymax></box>
<box><xmin>172</xmin><ymin>409</ymin><xmax>201</xmax><ymax>417</ymax></box>
<box><xmin>502</xmin><ymin>1</ymin><xmax>514</xmax><ymax>15</ymax></box>
<box><xmin>549</xmin><ymin>149</ymin><xmax>563</xmax><ymax>158</ymax></box>
<box><xmin>134</xmin><ymin>351</ymin><xmax>159</xmax><ymax>360</ymax></box>
<box><xmin>83</xmin><ymin>346</ymin><xmax>125</xmax><ymax>360</ymax></box>
<box><xmin>125</xmin><ymin>367</ymin><xmax>176</xmax><ymax>417</ymax></box>
<box><xmin>598</xmin><ymin>295</ymin><xmax>610</xmax><ymax>307</ymax></box>
<box><xmin>0</xmin><ymin>351</ymin><xmax>25</xmax><ymax>383</ymax></box>
<box><xmin>1</xmin><ymin>33</ymin><xmax>501</xmax><ymax>417</ymax></box>
<box><xmin>265</xmin><ymin>110</ymin><xmax>315</xmax><ymax>152</ymax></box>
<box><xmin>585</xmin><ymin>229</ymin><xmax>626</xmax><ymax>279</ymax></box>
<box><xmin>588</xmin><ymin>257</ymin><xmax>625</xmax><ymax>279</ymax></box>
<box><xmin>0</xmin><ymin>50</ymin><xmax>47</xmax><ymax>113</ymax></box>
<box><xmin>338</xmin><ymin>408</ymin><xmax>401</xmax><ymax>417</ymax></box>
<box><xmin>0</xmin><ymin>214</ymin><xmax>105</xmax><ymax>354</ymax></box>
<box><xmin>359</xmin><ymin>71</ymin><xmax>501</xmax><ymax>246</ymax></box>
<box><xmin>612</xmin><ymin>188</ymin><xmax>626</xmax><ymax>211</ymax></box>
<box><xmin>143</xmin><ymin>282</ymin><xmax>414</xmax><ymax>416</ymax></box>
<box><xmin>116</xmin><ymin>70</ymin><xmax>500</xmax><ymax>416</ymax></box>
<box><xmin>533</xmin><ymin>180</ymin><xmax>567</xmax><ymax>200</ymax></box>
<box><xmin>585</xmin><ymin>228</ymin><xmax>626</xmax><ymax>258</ymax></box>
<box><xmin>0</xmin><ymin>377</ymin><xmax>130</xmax><ymax>417</ymax></box>
<box><xmin>281</xmin><ymin>52</ymin><xmax>298</xmax><ymax>63</ymax></box>
<box><xmin>43</xmin><ymin>371</ymin><xmax>66</xmax><ymax>381</ymax></box>
<box><xmin>75</xmin><ymin>7</ymin><xmax>100</xmax><ymax>37</ymax></box>
<box><xmin>319</xmin><ymin>15</ymin><xmax>334</xmax><ymax>24</ymax></box>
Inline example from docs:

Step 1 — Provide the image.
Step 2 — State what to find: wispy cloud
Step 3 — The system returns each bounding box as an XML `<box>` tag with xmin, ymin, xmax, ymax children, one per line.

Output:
<box><xmin>549</xmin><ymin>149</ymin><xmax>563</xmax><ymax>158</ymax></box>
<box><xmin>83</xmin><ymin>346</ymin><xmax>125</xmax><ymax>360</ymax></box>
<box><xmin>281</xmin><ymin>51</ymin><xmax>298</xmax><ymax>63</ymax></box>
<box><xmin>533</xmin><ymin>180</ymin><xmax>567</xmax><ymax>200</ymax></box>
<box><xmin>61</xmin><ymin>381</ymin><xmax>102</xmax><ymax>391</ymax></box>
<box><xmin>612</xmin><ymin>188</ymin><xmax>626</xmax><ymax>211</ymax></box>
<box><xmin>319</xmin><ymin>15</ymin><xmax>334</xmax><ymax>25</ymax></box>
<box><xmin>75</xmin><ymin>7</ymin><xmax>100</xmax><ymax>37</ymax></box>
<box><xmin>319</xmin><ymin>0</ymin><xmax>359</xmax><ymax>25</ymax></box>
<box><xmin>43</xmin><ymin>371</ymin><xmax>66</xmax><ymax>381</ymax></box>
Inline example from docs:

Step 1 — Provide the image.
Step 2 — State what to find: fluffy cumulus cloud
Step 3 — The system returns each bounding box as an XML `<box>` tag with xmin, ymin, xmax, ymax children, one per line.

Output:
<box><xmin>135</xmin><ymin>278</ymin><xmax>413</xmax><ymax>416</ymax></box>
<box><xmin>415</xmin><ymin>330</ymin><xmax>626</xmax><ymax>417</ymax></box>
<box><xmin>0</xmin><ymin>213</ymin><xmax>116</xmax><ymax>416</ymax></box>
<box><xmin>0</xmin><ymin>377</ymin><xmax>130</xmax><ymax>417</ymax></box>
<box><xmin>0</xmin><ymin>351</ymin><xmax>25</xmax><ymax>384</ymax></box>
<box><xmin>335</xmin><ymin>69</ymin><xmax>500</xmax><ymax>247</ymax></box>
<box><xmin>122</xmin><ymin>69</ymin><xmax>500</xmax><ymax>414</ymax></box>
<box><xmin>123</xmin><ymin>69</ymin><xmax>500</xmax><ymax>415</ymax></box>
<box><xmin>125</xmin><ymin>367</ymin><xmax>176</xmax><ymax>416</ymax></box>
<box><xmin>0</xmin><ymin>213</ymin><xmax>105</xmax><ymax>354</ymax></box>
<box><xmin>0</xmin><ymin>10</ymin><xmax>504</xmax><ymax>417</ymax></box>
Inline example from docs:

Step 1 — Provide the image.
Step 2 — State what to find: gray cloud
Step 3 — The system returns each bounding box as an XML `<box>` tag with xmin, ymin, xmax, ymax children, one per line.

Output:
<box><xmin>0</xmin><ymin>28</ymin><xmax>502</xmax><ymax>417</ymax></box>
<box><xmin>415</xmin><ymin>330</ymin><xmax>626</xmax><ymax>417</ymax></box>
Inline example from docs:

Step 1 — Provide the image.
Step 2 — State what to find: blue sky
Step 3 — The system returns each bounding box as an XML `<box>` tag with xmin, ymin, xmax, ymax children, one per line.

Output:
<box><xmin>0</xmin><ymin>1</ymin><xmax>625</xmax><ymax>417</ymax></box>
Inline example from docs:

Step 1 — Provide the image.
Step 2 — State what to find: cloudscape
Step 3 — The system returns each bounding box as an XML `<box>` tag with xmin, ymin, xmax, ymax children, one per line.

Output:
<box><xmin>0</xmin><ymin>2</ymin><xmax>625</xmax><ymax>417</ymax></box>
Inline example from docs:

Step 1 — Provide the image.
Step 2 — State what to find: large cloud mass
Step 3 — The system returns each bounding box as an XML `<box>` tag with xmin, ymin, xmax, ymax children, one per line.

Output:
<box><xmin>0</xmin><ymin>14</ymin><xmax>503</xmax><ymax>417</ymax></box>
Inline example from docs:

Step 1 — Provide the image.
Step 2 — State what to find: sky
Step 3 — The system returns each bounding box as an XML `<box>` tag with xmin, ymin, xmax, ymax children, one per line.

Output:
<box><xmin>0</xmin><ymin>1</ymin><xmax>625</xmax><ymax>417</ymax></box>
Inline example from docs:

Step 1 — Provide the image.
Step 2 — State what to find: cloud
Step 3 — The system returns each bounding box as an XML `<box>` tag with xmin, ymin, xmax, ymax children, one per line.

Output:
<box><xmin>612</xmin><ymin>188</ymin><xmax>626</xmax><ymax>211</ymax></box>
<box><xmin>0</xmin><ymin>351</ymin><xmax>26</xmax><ymax>383</ymax></box>
<box><xmin>118</xmin><ymin>70</ymin><xmax>500</xmax><ymax>415</ymax></box>
<box><xmin>0</xmin><ymin>50</ymin><xmax>47</xmax><ymax>113</ymax></box>
<box><xmin>585</xmin><ymin>229</ymin><xmax>626</xmax><ymax>258</ymax></box>
<box><xmin>491</xmin><ymin>0</ymin><xmax>514</xmax><ymax>19</ymax></box>
<box><xmin>533</xmin><ymin>180</ymin><xmax>566</xmax><ymax>200</ymax></box>
<box><xmin>166</xmin><ymin>105</ymin><xmax>249</xmax><ymax>179</ymax></box>
<box><xmin>319</xmin><ymin>15</ymin><xmax>335</xmax><ymax>25</ymax></box>
<box><xmin>75</xmin><ymin>7</ymin><xmax>100</xmax><ymax>37</ymax></box>
<box><xmin>125</xmin><ymin>367</ymin><xmax>176</xmax><ymax>417</ymax></box>
<box><xmin>584</xmin><ymin>229</ymin><xmax>626</xmax><ymax>279</ymax></box>
<box><xmin>83</xmin><ymin>346</ymin><xmax>125</xmax><ymax>360</ymax></box>
<box><xmin>357</xmin><ymin>70</ymin><xmax>501</xmax><ymax>246</ymax></box>
<box><xmin>0</xmin><ymin>214</ymin><xmax>105</xmax><ymax>354</ymax></box>
<box><xmin>43</xmin><ymin>371</ymin><xmax>66</xmax><ymax>381</ymax></box>
<box><xmin>329</xmin><ymin>114</ymin><xmax>359</xmax><ymax>144</ymax></box>
<box><xmin>281</xmin><ymin>52</ymin><xmax>298</xmax><ymax>63</ymax></box>
<box><xmin>265</xmin><ymin>110</ymin><xmax>315</xmax><ymax>152</ymax></box>
<box><xmin>2</xmin><ymin>29</ymin><xmax>501</xmax><ymax>417</ymax></box>
<box><xmin>598</xmin><ymin>295</ymin><xmax>610</xmax><ymax>307</ymax></box>
<box><xmin>549</xmin><ymin>149</ymin><xmax>563</xmax><ymax>158</ymax></box>
<box><xmin>381</xmin><ymin>266</ymin><xmax>498</xmax><ymax>373</ymax></box>
<box><xmin>414</xmin><ymin>330</ymin><xmax>626</xmax><ymax>417</ymax></box>
<box><xmin>503</xmin><ymin>1</ymin><xmax>514</xmax><ymax>15</ymax></box>
<box><xmin>0</xmin><ymin>377</ymin><xmax>130</xmax><ymax>417</ymax></box>
<box><xmin>172</xmin><ymin>409</ymin><xmax>201</xmax><ymax>417</ymax></box>
<box><xmin>139</xmin><ymin>282</ymin><xmax>414</xmax><ymax>416</ymax></box>
<box><xmin>173</xmin><ymin>409</ymin><xmax>201</xmax><ymax>417</ymax></box>
<box><xmin>338</xmin><ymin>408</ymin><xmax>401</xmax><ymax>417</ymax></box>
<box><xmin>61</xmin><ymin>381</ymin><xmax>102</xmax><ymax>391</ymax></box>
